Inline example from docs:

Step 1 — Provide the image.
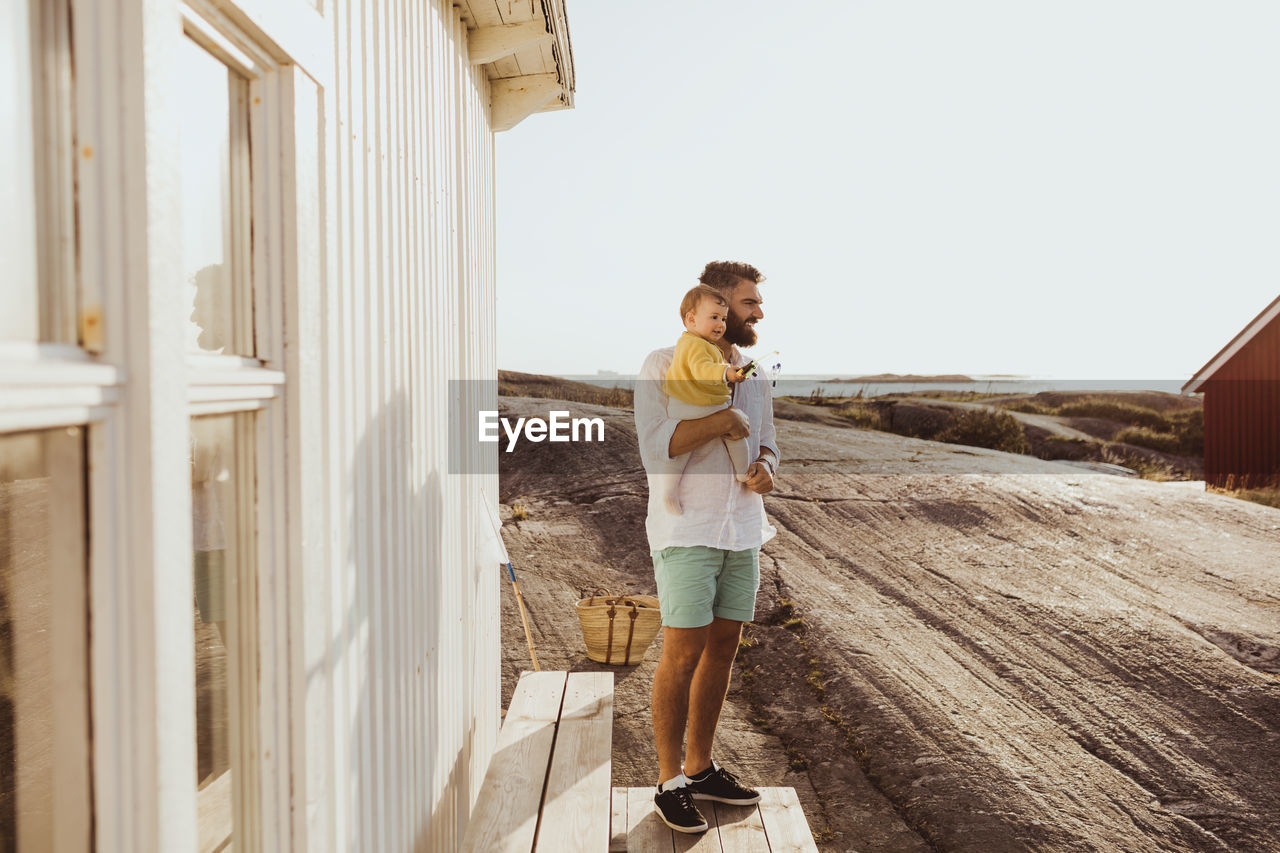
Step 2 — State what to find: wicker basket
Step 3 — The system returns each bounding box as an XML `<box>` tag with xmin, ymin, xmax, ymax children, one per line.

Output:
<box><xmin>575</xmin><ymin>590</ymin><xmax>661</xmax><ymax>666</ymax></box>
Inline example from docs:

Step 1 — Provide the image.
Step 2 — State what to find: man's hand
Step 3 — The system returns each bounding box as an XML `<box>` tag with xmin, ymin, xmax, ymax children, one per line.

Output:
<box><xmin>743</xmin><ymin>459</ymin><xmax>774</xmax><ymax>495</ymax></box>
<box><xmin>721</xmin><ymin>408</ymin><xmax>750</xmax><ymax>441</ymax></box>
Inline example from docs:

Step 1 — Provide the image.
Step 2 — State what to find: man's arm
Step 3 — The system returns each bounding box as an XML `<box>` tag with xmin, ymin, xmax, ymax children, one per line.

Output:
<box><xmin>634</xmin><ymin>351</ymin><xmax>681</xmax><ymax>467</ymax></box>
<box><xmin>743</xmin><ymin>376</ymin><xmax>780</xmax><ymax>495</ymax></box>
<box><xmin>669</xmin><ymin>407</ymin><xmax>749</xmax><ymax>458</ymax></box>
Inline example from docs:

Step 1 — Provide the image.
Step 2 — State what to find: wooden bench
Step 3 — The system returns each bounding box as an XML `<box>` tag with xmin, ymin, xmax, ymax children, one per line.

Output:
<box><xmin>460</xmin><ymin>669</ymin><xmax>818</xmax><ymax>851</ymax></box>
<box><xmin>461</xmin><ymin>670</ymin><xmax>614</xmax><ymax>852</ymax></box>
<box><xmin>611</xmin><ymin>786</ymin><xmax>820</xmax><ymax>852</ymax></box>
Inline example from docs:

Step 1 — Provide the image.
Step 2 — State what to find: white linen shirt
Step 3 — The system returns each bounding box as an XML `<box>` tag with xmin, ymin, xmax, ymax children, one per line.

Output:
<box><xmin>635</xmin><ymin>345</ymin><xmax>780</xmax><ymax>553</ymax></box>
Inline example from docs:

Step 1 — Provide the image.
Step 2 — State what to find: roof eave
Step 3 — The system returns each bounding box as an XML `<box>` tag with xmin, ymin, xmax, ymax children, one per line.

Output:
<box><xmin>468</xmin><ymin>0</ymin><xmax>575</xmax><ymax>132</ymax></box>
<box><xmin>1182</xmin><ymin>293</ymin><xmax>1280</xmax><ymax>395</ymax></box>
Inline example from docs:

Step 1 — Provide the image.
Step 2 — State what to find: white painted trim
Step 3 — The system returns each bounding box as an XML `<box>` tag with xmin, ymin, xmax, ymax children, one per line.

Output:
<box><xmin>467</xmin><ymin>21</ymin><xmax>551</xmax><ymax>66</ymax></box>
<box><xmin>252</xmin><ymin>70</ymin><xmax>286</xmax><ymax>366</ymax></box>
<box><xmin>188</xmin><ymin>398</ymin><xmax>271</xmax><ymax>416</ymax></box>
<box><xmin>204</xmin><ymin>0</ymin><xmax>332</xmax><ymax>89</ymax></box>
<box><xmin>181</xmin><ymin>5</ymin><xmax>265</xmax><ymax>78</ymax></box>
<box><xmin>183</xmin><ymin>0</ymin><xmax>279</xmax><ymax>72</ymax></box>
<box><xmin>0</xmin><ymin>406</ymin><xmax>117</xmax><ymax>433</ymax></box>
<box><xmin>186</xmin><ymin>357</ymin><xmax>285</xmax><ymax>405</ymax></box>
<box><xmin>0</xmin><ymin>342</ymin><xmax>122</xmax><ymax>384</ymax></box>
<box><xmin>1182</xmin><ymin>293</ymin><xmax>1280</xmax><ymax>393</ymax></box>
<box><xmin>281</xmin><ymin>64</ymin><xmax>324</xmax><ymax>852</ymax></box>
<box><xmin>73</xmin><ymin>2</ymin><xmax>196</xmax><ymax>849</ymax></box>
<box><xmin>544</xmin><ymin>0</ymin><xmax>575</xmax><ymax>101</ymax></box>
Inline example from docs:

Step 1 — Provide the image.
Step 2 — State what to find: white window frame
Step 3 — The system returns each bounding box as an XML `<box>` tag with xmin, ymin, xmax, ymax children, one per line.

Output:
<box><xmin>0</xmin><ymin>0</ymin><xmax>327</xmax><ymax>850</ymax></box>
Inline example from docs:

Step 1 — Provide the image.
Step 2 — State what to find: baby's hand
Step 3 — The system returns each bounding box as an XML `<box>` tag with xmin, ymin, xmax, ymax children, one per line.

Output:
<box><xmin>725</xmin><ymin>365</ymin><xmax>746</xmax><ymax>384</ymax></box>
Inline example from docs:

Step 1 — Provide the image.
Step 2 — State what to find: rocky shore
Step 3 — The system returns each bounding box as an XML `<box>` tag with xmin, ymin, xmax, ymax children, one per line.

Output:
<box><xmin>496</xmin><ymin>395</ymin><xmax>1280</xmax><ymax>852</ymax></box>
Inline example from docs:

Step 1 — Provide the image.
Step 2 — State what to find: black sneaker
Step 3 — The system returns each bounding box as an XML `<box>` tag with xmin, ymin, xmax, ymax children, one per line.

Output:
<box><xmin>654</xmin><ymin>783</ymin><xmax>709</xmax><ymax>833</ymax></box>
<box><xmin>685</xmin><ymin>760</ymin><xmax>761</xmax><ymax>805</ymax></box>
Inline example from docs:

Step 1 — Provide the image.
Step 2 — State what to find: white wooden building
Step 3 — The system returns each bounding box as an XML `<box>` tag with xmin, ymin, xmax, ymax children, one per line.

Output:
<box><xmin>0</xmin><ymin>0</ymin><xmax>574</xmax><ymax>850</ymax></box>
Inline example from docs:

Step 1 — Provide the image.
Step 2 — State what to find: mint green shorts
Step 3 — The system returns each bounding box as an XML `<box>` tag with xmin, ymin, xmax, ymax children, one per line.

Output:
<box><xmin>652</xmin><ymin>546</ymin><xmax>760</xmax><ymax>628</ymax></box>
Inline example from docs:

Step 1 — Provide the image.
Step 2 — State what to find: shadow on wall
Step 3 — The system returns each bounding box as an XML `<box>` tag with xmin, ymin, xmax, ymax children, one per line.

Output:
<box><xmin>302</xmin><ymin>392</ymin><xmax>462</xmax><ymax>851</ymax></box>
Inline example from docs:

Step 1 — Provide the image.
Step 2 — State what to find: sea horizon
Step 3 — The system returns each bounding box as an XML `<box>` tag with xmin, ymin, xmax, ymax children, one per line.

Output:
<box><xmin>554</xmin><ymin>372</ymin><xmax>1194</xmax><ymax>397</ymax></box>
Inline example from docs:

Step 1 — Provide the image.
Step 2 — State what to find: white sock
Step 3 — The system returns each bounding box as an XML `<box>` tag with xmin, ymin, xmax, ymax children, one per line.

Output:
<box><xmin>658</xmin><ymin>773</ymin><xmax>690</xmax><ymax>792</ymax></box>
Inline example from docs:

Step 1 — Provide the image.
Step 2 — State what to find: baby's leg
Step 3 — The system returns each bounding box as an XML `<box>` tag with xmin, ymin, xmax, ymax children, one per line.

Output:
<box><xmin>662</xmin><ymin>398</ymin><xmax>725</xmax><ymax>514</ymax></box>
<box><xmin>658</xmin><ymin>452</ymin><xmax>690</xmax><ymax>515</ymax></box>
<box><xmin>724</xmin><ymin>436</ymin><xmax>751</xmax><ymax>482</ymax></box>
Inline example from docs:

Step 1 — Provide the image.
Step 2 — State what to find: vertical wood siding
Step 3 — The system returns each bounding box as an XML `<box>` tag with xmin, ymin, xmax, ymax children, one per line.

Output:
<box><xmin>1203</xmin><ymin>316</ymin><xmax>1280</xmax><ymax>489</ymax></box>
<box><xmin>317</xmin><ymin>3</ymin><xmax>498</xmax><ymax>849</ymax></box>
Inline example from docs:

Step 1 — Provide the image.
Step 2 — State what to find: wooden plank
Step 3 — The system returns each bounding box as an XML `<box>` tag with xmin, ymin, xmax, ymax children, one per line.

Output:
<box><xmin>536</xmin><ymin>672</ymin><xmax>613</xmax><ymax>851</ymax></box>
<box><xmin>504</xmin><ymin>670</ymin><xmax>570</xmax><ymax>730</ymax></box>
<box><xmin>512</xmin><ymin>42</ymin><xmax>550</xmax><ymax>76</ymax></box>
<box><xmin>196</xmin><ymin>769</ymin><xmax>233</xmax><ymax>853</ymax></box>
<box><xmin>611</xmin><ymin>788</ymin><xmax>629</xmax><ymax>852</ymax></box>
<box><xmin>627</xmin><ymin>786</ymin><xmax>675</xmax><ymax>853</ymax></box>
<box><xmin>673</xmin><ymin>795</ymin><xmax>720</xmax><ymax>853</ymax></box>
<box><xmin>460</xmin><ymin>672</ymin><xmax>568</xmax><ymax>853</ymax></box>
<box><xmin>498</xmin><ymin>0</ymin><xmax>539</xmax><ymax>24</ymax></box>
<box><xmin>711</xmin><ymin>802</ymin><xmax>768</xmax><ymax>853</ymax></box>
<box><xmin>758</xmin><ymin>788</ymin><xmax>818</xmax><ymax>853</ymax></box>
<box><xmin>466</xmin><ymin>0</ymin><xmax>505</xmax><ymax>28</ymax></box>
<box><xmin>491</xmin><ymin>54</ymin><xmax>521</xmax><ymax>79</ymax></box>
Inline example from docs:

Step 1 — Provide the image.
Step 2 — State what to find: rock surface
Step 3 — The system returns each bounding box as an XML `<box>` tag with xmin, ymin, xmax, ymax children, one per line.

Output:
<box><xmin>497</xmin><ymin>396</ymin><xmax>1280</xmax><ymax>852</ymax></box>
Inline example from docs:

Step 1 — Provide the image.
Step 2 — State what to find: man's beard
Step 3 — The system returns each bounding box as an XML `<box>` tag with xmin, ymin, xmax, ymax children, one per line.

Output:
<box><xmin>723</xmin><ymin>311</ymin><xmax>757</xmax><ymax>347</ymax></box>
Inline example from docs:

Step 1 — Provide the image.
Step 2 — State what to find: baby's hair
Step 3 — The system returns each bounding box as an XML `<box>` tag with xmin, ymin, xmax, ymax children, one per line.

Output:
<box><xmin>679</xmin><ymin>284</ymin><xmax>727</xmax><ymax>323</ymax></box>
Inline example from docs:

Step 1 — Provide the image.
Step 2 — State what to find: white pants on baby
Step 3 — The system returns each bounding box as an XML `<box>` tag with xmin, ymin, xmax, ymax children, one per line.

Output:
<box><xmin>660</xmin><ymin>397</ymin><xmax>751</xmax><ymax>515</ymax></box>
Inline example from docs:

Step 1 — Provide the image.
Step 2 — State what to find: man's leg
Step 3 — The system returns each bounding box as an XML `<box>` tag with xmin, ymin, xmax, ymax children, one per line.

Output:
<box><xmin>652</xmin><ymin>624</ymin><xmax>709</xmax><ymax>785</ymax></box>
<box><xmin>683</xmin><ymin>616</ymin><xmax>742</xmax><ymax>776</ymax></box>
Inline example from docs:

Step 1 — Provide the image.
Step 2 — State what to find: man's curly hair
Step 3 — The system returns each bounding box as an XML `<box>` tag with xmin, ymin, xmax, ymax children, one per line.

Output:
<box><xmin>698</xmin><ymin>261</ymin><xmax>765</xmax><ymax>295</ymax></box>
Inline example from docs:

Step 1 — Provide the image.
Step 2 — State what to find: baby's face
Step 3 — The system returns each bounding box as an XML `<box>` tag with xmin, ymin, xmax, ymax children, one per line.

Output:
<box><xmin>685</xmin><ymin>297</ymin><xmax>728</xmax><ymax>342</ymax></box>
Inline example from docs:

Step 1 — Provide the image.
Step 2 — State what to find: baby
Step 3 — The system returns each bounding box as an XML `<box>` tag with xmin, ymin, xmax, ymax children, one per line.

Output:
<box><xmin>660</xmin><ymin>285</ymin><xmax>751</xmax><ymax>514</ymax></box>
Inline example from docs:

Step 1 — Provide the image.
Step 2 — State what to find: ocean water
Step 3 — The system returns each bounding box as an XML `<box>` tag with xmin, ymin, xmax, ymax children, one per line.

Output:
<box><xmin>562</xmin><ymin>375</ymin><xmax>1193</xmax><ymax>398</ymax></box>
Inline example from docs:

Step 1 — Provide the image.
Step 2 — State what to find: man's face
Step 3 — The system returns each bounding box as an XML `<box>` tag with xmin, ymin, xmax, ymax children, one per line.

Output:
<box><xmin>722</xmin><ymin>279</ymin><xmax>765</xmax><ymax>347</ymax></box>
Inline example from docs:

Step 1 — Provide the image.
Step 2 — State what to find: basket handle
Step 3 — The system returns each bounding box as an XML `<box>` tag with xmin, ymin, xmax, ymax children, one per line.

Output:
<box><xmin>623</xmin><ymin>602</ymin><xmax>639</xmax><ymax>665</ymax></box>
<box><xmin>604</xmin><ymin>602</ymin><xmax>617</xmax><ymax>664</ymax></box>
<box><xmin>583</xmin><ymin>587</ymin><xmax>613</xmax><ymax>607</ymax></box>
<box><xmin>603</xmin><ymin>599</ymin><xmax>640</xmax><ymax>665</ymax></box>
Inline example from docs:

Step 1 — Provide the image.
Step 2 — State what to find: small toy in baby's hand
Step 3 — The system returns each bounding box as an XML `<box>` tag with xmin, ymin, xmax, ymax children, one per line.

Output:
<box><xmin>735</xmin><ymin>349</ymin><xmax>781</xmax><ymax>381</ymax></box>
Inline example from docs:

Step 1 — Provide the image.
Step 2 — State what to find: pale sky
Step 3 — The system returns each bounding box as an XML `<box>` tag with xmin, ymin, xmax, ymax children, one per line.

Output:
<box><xmin>496</xmin><ymin>1</ymin><xmax>1280</xmax><ymax>380</ymax></box>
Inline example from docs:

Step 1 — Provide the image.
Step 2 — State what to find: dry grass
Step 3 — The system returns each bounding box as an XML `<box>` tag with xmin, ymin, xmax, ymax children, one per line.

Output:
<box><xmin>1114</xmin><ymin>426</ymin><xmax>1183</xmax><ymax>454</ymax></box>
<box><xmin>1210</xmin><ymin>476</ymin><xmax>1280</xmax><ymax>510</ymax></box>
<box><xmin>936</xmin><ymin>409</ymin><xmax>1029</xmax><ymax>455</ymax></box>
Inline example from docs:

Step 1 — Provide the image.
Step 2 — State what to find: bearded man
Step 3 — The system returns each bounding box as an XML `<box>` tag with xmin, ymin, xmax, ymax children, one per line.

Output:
<box><xmin>633</xmin><ymin>260</ymin><xmax>780</xmax><ymax>833</ymax></box>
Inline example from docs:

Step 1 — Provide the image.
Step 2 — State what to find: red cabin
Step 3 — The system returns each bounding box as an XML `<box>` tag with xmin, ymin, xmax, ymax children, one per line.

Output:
<box><xmin>1183</xmin><ymin>294</ymin><xmax>1280</xmax><ymax>489</ymax></box>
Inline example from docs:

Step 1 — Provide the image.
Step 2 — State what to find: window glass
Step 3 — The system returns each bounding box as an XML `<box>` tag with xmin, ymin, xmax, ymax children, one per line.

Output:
<box><xmin>180</xmin><ymin>37</ymin><xmax>251</xmax><ymax>356</ymax></box>
<box><xmin>0</xmin><ymin>427</ymin><xmax>90</xmax><ymax>850</ymax></box>
<box><xmin>1</xmin><ymin>0</ymin><xmax>41</xmax><ymax>341</ymax></box>
<box><xmin>192</xmin><ymin>413</ymin><xmax>251</xmax><ymax>852</ymax></box>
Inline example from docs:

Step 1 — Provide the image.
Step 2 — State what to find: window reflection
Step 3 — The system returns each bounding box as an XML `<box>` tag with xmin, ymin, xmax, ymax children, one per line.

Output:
<box><xmin>0</xmin><ymin>428</ymin><xmax>89</xmax><ymax>850</ymax></box>
<box><xmin>192</xmin><ymin>414</ymin><xmax>246</xmax><ymax>852</ymax></box>
<box><xmin>179</xmin><ymin>36</ymin><xmax>250</xmax><ymax>357</ymax></box>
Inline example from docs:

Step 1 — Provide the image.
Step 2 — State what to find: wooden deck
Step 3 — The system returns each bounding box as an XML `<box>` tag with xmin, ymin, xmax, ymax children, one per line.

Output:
<box><xmin>461</xmin><ymin>671</ymin><xmax>614</xmax><ymax>853</ymax></box>
<box><xmin>610</xmin><ymin>786</ymin><xmax>819</xmax><ymax>852</ymax></box>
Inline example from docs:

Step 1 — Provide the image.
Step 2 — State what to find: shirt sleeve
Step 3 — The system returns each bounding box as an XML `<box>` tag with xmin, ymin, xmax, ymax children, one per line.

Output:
<box><xmin>635</xmin><ymin>350</ymin><xmax>681</xmax><ymax>465</ymax></box>
<box><xmin>684</xmin><ymin>339</ymin><xmax>731</xmax><ymax>385</ymax></box>
<box><xmin>757</xmin><ymin>375</ymin><xmax>780</xmax><ymax>470</ymax></box>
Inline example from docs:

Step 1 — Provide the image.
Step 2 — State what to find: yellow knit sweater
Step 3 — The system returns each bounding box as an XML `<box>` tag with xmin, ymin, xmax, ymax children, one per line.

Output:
<box><xmin>665</xmin><ymin>332</ymin><xmax>731</xmax><ymax>406</ymax></box>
